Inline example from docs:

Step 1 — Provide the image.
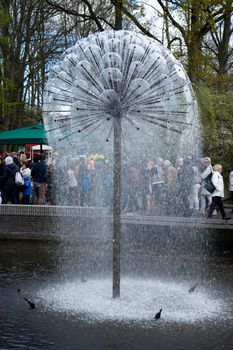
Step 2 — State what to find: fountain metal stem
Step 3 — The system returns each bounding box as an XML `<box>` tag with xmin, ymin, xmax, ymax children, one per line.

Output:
<box><xmin>113</xmin><ymin>115</ymin><xmax>122</xmax><ymax>298</ymax></box>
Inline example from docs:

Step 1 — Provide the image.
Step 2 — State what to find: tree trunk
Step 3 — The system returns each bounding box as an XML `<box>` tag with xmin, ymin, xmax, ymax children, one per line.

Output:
<box><xmin>187</xmin><ymin>36</ymin><xmax>203</xmax><ymax>83</ymax></box>
<box><xmin>114</xmin><ymin>0</ymin><xmax>123</xmax><ymax>30</ymax></box>
<box><xmin>186</xmin><ymin>2</ymin><xmax>204</xmax><ymax>83</ymax></box>
<box><xmin>217</xmin><ymin>9</ymin><xmax>232</xmax><ymax>75</ymax></box>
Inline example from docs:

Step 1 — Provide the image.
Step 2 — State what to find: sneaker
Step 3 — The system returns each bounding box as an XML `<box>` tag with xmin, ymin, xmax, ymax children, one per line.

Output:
<box><xmin>223</xmin><ymin>216</ymin><xmax>231</xmax><ymax>220</ymax></box>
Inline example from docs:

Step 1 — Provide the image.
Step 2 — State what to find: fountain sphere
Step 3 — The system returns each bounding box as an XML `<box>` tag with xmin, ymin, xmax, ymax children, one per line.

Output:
<box><xmin>43</xmin><ymin>29</ymin><xmax>199</xmax><ymax>152</ymax></box>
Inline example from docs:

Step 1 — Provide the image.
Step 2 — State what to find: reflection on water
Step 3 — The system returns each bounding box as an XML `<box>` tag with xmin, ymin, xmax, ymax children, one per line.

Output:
<box><xmin>0</xmin><ymin>240</ymin><xmax>233</xmax><ymax>350</ymax></box>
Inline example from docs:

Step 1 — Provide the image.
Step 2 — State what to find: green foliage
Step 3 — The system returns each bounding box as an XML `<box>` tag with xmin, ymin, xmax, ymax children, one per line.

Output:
<box><xmin>196</xmin><ymin>86</ymin><xmax>233</xmax><ymax>171</ymax></box>
<box><xmin>0</xmin><ymin>36</ymin><xmax>9</xmax><ymax>46</ymax></box>
<box><xmin>196</xmin><ymin>87</ymin><xmax>216</xmax><ymax>130</ymax></box>
<box><xmin>0</xmin><ymin>71</ymin><xmax>18</xmax><ymax>127</ymax></box>
<box><xmin>0</xmin><ymin>6</ymin><xmax>11</xmax><ymax>26</ymax></box>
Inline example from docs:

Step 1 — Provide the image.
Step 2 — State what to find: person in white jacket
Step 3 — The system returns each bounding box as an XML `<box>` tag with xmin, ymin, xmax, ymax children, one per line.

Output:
<box><xmin>200</xmin><ymin>157</ymin><xmax>213</xmax><ymax>213</ymax></box>
<box><xmin>207</xmin><ymin>164</ymin><xmax>231</xmax><ymax>220</ymax></box>
<box><xmin>229</xmin><ymin>168</ymin><xmax>233</xmax><ymax>212</ymax></box>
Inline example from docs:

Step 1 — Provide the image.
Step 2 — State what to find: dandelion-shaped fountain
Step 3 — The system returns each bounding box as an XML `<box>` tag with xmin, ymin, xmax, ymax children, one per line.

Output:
<box><xmin>43</xmin><ymin>30</ymin><xmax>198</xmax><ymax>299</ymax></box>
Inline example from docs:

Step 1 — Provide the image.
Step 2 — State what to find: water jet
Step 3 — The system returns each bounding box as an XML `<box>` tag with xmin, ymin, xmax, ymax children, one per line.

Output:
<box><xmin>42</xmin><ymin>30</ymin><xmax>216</xmax><ymax>320</ymax></box>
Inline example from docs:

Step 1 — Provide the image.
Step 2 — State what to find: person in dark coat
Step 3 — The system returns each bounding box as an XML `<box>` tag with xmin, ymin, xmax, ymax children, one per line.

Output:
<box><xmin>31</xmin><ymin>154</ymin><xmax>48</xmax><ymax>205</ymax></box>
<box><xmin>0</xmin><ymin>156</ymin><xmax>19</xmax><ymax>204</ymax></box>
<box><xmin>0</xmin><ymin>156</ymin><xmax>5</xmax><ymax>201</ymax></box>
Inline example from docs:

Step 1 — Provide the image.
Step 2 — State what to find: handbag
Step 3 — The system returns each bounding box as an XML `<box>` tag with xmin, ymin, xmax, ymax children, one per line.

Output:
<box><xmin>204</xmin><ymin>172</ymin><xmax>215</xmax><ymax>193</ymax></box>
<box><xmin>15</xmin><ymin>171</ymin><xmax>24</xmax><ymax>186</ymax></box>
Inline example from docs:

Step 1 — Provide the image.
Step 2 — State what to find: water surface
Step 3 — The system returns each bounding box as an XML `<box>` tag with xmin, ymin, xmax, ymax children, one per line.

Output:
<box><xmin>1</xmin><ymin>240</ymin><xmax>233</xmax><ymax>350</ymax></box>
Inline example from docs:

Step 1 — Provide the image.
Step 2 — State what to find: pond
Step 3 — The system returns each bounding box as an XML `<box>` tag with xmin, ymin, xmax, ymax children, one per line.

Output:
<box><xmin>0</xmin><ymin>238</ymin><xmax>233</xmax><ymax>350</ymax></box>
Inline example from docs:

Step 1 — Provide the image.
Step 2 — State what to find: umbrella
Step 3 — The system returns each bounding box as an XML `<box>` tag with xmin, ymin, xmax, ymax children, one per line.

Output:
<box><xmin>0</xmin><ymin>124</ymin><xmax>47</xmax><ymax>145</ymax></box>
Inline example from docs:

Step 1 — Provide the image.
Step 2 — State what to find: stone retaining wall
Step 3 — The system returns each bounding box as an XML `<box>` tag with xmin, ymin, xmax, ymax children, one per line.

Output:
<box><xmin>1</xmin><ymin>204</ymin><xmax>233</xmax><ymax>241</ymax></box>
<box><xmin>0</xmin><ymin>204</ymin><xmax>108</xmax><ymax>217</ymax></box>
<box><xmin>0</xmin><ymin>205</ymin><xmax>110</xmax><ymax>241</ymax></box>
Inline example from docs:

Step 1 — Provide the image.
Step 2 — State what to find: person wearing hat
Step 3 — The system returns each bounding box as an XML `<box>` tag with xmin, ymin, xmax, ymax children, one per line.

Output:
<box><xmin>0</xmin><ymin>156</ymin><xmax>19</xmax><ymax>204</ymax></box>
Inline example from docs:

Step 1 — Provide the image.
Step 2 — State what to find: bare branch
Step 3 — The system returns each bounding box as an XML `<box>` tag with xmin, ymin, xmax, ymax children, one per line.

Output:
<box><xmin>156</xmin><ymin>0</ymin><xmax>187</xmax><ymax>41</ymax></box>
<box><xmin>121</xmin><ymin>4</ymin><xmax>162</xmax><ymax>43</ymax></box>
<box><xmin>45</xmin><ymin>0</ymin><xmax>105</xmax><ymax>31</ymax></box>
<box><xmin>169</xmin><ymin>36</ymin><xmax>183</xmax><ymax>51</ymax></box>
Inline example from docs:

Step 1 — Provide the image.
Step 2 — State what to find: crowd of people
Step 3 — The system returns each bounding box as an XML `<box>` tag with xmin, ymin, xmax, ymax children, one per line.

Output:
<box><xmin>0</xmin><ymin>151</ymin><xmax>232</xmax><ymax>220</ymax></box>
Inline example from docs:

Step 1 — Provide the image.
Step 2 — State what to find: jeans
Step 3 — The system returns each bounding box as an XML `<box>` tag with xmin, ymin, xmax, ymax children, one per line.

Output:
<box><xmin>208</xmin><ymin>196</ymin><xmax>226</xmax><ymax>219</ymax></box>
<box><xmin>200</xmin><ymin>194</ymin><xmax>212</xmax><ymax>211</ymax></box>
<box><xmin>2</xmin><ymin>186</ymin><xmax>18</xmax><ymax>204</ymax></box>
<box><xmin>23</xmin><ymin>195</ymin><xmax>31</xmax><ymax>204</ymax></box>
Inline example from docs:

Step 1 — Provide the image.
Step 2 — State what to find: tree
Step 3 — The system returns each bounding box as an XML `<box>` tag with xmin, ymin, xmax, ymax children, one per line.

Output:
<box><xmin>0</xmin><ymin>0</ymin><xmax>83</xmax><ymax>131</ymax></box>
<box><xmin>204</xmin><ymin>0</ymin><xmax>233</xmax><ymax>76</ymax></box>
<box><xmin>196</xmin><ymin>86</ymin><xmax>233</xmax><ymax>170</ymax></box>
<box><xmin>156</xmin><ymin>0</ymin><xmax>233</xmax><ymax>82</ymax></box>
<box><xmin>0</xmin><ymin>1</ymin><xmax>49</xmax><ymax>129</ymax></box>
<box><xmin>45</xmin><ymin>0</ymin><xmax>155</xmax><ymax>37</ymax></box>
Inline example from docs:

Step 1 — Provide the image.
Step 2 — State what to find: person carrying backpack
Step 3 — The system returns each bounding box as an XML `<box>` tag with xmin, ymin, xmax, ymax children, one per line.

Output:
<box><xmin>0</xmin><ymin>156</ymin><xmax>19</xmax><ymax>204</ymax></box>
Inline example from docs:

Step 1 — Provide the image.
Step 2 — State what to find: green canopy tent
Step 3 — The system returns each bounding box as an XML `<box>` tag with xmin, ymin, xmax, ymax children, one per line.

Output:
<box><xmin>0</xmin><ymin>124</ymin><xmax>47</xmax><ymax>145</ymax></box>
